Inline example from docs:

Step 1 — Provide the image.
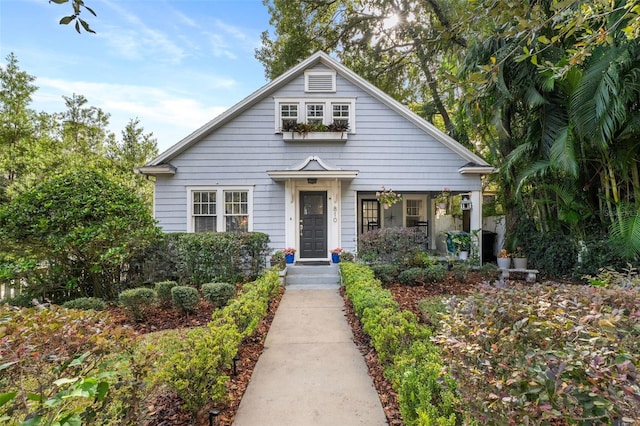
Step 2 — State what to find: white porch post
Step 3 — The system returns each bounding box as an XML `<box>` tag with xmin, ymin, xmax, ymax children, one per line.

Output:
<box><xmin>469</xmin><ymin>190</ymin><xmax>483</xmax><ymax>264</ymax></box>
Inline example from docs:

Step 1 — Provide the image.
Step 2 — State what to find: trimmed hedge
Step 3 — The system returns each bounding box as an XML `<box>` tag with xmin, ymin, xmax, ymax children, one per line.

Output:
<box><xmin>202</xmin><ymin>282</ymin><xmax>236</xmax><ymax>308</ymax></box>
<box><xmin>171</xmin><ymin>286</ymin><xmax>200</xmax><ymax>314</ymax></box>
<box><xmin>127</xmin><ymin>232</ymin><xmax>270</xmax><ymax>287</ymax></box>
<box><xmin>340</xmin><ymin>263</ymin><xmax>459</xmax><ymax>425</ymax></box>
<box><xmin>118</xmin><ymin>287</ymin><xmax>156</xmax><ymax>320</ymax></box>
<box><xmin>156</xmin><ymin>268</ymin><xmax>281</xmax><ymax>414</ymax></box>
<box><xmin>155</xmin><ymin>280</ymin><xmax>178</xmax><ymax>307</ymax></box>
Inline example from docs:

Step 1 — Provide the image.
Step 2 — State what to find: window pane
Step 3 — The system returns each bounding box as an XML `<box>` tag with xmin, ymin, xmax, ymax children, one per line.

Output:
<box><xmin>224</xmin><ymin>191</ymin><xmax>249</xmax><ymax>231</ymax></box>
<box><xmin>306</xmin><ymin>104</ymin><xmax>324</xmax><ymax>124</ymax></box>
<box><xmin>194</xmin><ymin>216</ymin><xmax>216</xmax><ymax>233</ymax></box>
<box><xmin>226</xmin><ymin>215</ymin><xmax>248</xmax><ymax>232</ymax></box>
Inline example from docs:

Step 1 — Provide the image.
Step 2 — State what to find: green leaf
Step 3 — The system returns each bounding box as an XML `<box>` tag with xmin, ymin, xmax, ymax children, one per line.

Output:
<box><xmin>95</xmin><ymin>381</ymin><xmax>109</xmax><ymax>401</ymax></box>
<box><xmin>27</xmin><ymin>393</ymin><xmax>42</xmax><ymax>402</ymax></box>
<box><xmin>49</xmin><ymin>0</ymin><xmax>69</xmax><ymax>4</ymax></box>
<box><xmin>20</xmin><ymin>416</ymin><xmax>42</xmax><ymax>426</ymax></box>
<box><xmin>0</xmin><ymin>392</ymin><xmax>17</xmax><ymax>407</ymax></box>
<box><xmin>59</xmin><ymin>15</ymin><xmax>74</xmax><ymax>25</ymax></box>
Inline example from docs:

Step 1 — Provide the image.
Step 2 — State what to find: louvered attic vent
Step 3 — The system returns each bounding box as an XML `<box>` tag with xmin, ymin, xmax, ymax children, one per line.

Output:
<box><xmin>305</xmin><ymin>71</ymin><xmax>336</xmax><ymax>92</ymax></box>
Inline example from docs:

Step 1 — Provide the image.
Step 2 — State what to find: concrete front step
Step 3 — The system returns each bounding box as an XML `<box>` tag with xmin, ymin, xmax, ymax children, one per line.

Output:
<box><xmin>285</xmin><ymin>264</ymin><xmax>341</xmax><ymax>289</ymax></box>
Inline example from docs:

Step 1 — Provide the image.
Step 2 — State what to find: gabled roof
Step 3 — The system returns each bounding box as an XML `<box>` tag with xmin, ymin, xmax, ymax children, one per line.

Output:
<box><xmin>145</xmin><ymin>51</ymin><xmax>491</xmax><ymax>169</ymax></box>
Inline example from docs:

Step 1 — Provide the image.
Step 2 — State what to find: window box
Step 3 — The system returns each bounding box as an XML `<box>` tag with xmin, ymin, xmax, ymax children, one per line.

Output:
<box><xmin>282</xmin><ymin>131</ymin><xmax>348</xmax><ymax>142</ymax></box>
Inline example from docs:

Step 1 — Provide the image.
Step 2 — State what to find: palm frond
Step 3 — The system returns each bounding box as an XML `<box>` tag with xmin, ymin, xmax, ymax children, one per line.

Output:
<box><xmin>609</xmin><ymin>203</ymin><xmax>640</xmax><ymax>258</ymax></box>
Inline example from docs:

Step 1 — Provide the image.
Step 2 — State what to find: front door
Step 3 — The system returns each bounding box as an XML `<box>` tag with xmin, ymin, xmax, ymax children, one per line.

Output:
<box><xmin>300</xmin><ymin>191</ymin><xmax>327</xmax><ymax>258</ymax></box>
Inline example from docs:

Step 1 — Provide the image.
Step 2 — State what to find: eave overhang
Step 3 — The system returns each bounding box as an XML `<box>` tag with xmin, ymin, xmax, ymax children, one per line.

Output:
<box><xmin>135</xmin><ymin>164</ymin><xmax>177</xmax><ymax>176</ymax></box>
<box><xmin>458</xmin><ymin>163</ymin><xmax>497</xmax><ymax>175</ymax></box>
<box><xmin>267</xmin><ymin>155</ymin><xmax>358</xmax><ymax>181</ymax></box>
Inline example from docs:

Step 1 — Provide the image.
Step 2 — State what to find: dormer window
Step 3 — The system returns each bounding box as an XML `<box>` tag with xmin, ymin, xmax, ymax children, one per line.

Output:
<box><xmin>305</xmin><ymin>70</ymin><xmax>336</xmax><ymax>92</ymax></box>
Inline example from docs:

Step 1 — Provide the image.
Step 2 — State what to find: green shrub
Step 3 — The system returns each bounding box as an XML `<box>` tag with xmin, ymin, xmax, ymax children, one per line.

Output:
<box><xmin>450</xmin><ymin>262</ymin><xmax>468</xmax><ymax>282</ymax></box>
<box><xmin>438</xmin><ymin>283</ymin><xmax>640</xmax><ymax>424</ymax></box>
<box><xmin>155</xmin><ymin>269</ymin><xmax>281</xmax><ymax>414</ymax></box>
<box><xmin>62</xmin><ymin>296</ymin><xmax>107</xmax><ymax>311</ymax></box>
<box><xmin>409</xmin><ymin>251</ymin><xmax>436</xmax><ymax>268</ymax></box>
<box><xmin>358</xmin><ymin>228</ymin><xmax>428</xmax><ymax>264</ymax></box>
<box><xmin>479</xmin><ymin>262</ymin><xmax>499</xmax><ymax>281</ymax></box>
<box><xmin>118</xmin><ymin>287</ymin><xmax>156</xmax><ymax>320</ymax></box>
<box><xmin>270</xmin><ymin>250</ymin><xmax>286</xmax><ymax>269</ymax></box>
<box><xmin>370</xmin><ymin>263</ymin><xmax>400</xmax><ymax>284</ymax></box>
<box><xmin>398</xmin><ymin>267</ymin><xmax>428</xmax><ymax>286</ymax></box>
<box><xmin>0</xmin><ymin>170</ymin><xmax>161</xmax><ymax>301</ymax></box>
<box><xmin>155</xmin><ymin>280</ymin><xmax>178</xmax><ymax>306</ymax></box>
<box><xmin>202</xmin><ymin>282</ymin><xmax>236</xmax><ymax>307</ymax></box>
<box><xmin>340</xmin><ymin>263</ymin><xmax>459</xmax><ymax>425</ymax></box>
<box><xmin>417</xmin><ymin>296</ymin><xmax>447</xmax><ymax>331</ymax></box>
<box><xmin>424</xmin><ymin>263</ymin><xmax>447</xmax><ymax>282</ymax></box>
<box><xmin>340</xmin><ymin>251</ymin><xmax>355</xmax><ymax>262</ymax></box>
<box><xmin>171</xmin><ymin>285</ymin><xmax>200</xmax><ymax>313</ymax></box>
<box><xmin>0</xmin><ymin>293</ymin><xmax>35</xmax><ymax>308</ymax></box>
<box><xmin>129</xmin><ymin>232</ymin><xmax>271</xmax><ymax>287</ymax></box>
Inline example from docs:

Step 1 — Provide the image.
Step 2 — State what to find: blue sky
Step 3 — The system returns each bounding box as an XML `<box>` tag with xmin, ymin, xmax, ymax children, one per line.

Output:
<box><xmin>0</xmin><ymin>0</ymin><xmax>273</xmax><ymax>152</ymax></box>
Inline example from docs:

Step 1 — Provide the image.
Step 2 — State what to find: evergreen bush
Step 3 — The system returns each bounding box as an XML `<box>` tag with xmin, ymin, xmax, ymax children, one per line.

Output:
<box><xmin>171</xmin><ymin>285</ymin><xmax>200</xmax><ymax>313</ymax></box>
<box><xmin>154</xmin><ymin>280</ymin><xmax>178</xmax><ymax>307</ymax></box>
<box><xmin>202</xmin><ymin>282</ymin><xmax>236</xmax><ymax>307</ymax></box>
<box><xmin>118</xmin><ymin>287</ymin><xmax>156</xmax><ymax>320</ymax></box>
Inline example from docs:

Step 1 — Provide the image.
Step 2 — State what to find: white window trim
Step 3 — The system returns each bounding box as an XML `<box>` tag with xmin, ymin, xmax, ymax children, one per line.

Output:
<box><xmin>403</xmin><ymin>195</ymin><xmax>428</xmax><ymax>227</ymax></box>
<box><xmin>304</xmin><ymin>70</ymin><xmax>336</xmax><ymax>92</ymax></box>
<box><xmin>274</xmin><ymin>97</ymin><xmax>357</xmax><ymax>133</ymax></box>
<box><xmin>186</xmin><ymin>186</ymin><xmax>254</xmax><ymax>233</ymax></box>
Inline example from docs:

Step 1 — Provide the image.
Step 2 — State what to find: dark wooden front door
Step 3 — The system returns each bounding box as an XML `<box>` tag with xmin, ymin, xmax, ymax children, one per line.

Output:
<box><xmin>300</xmin><ymin>191</ymin><xmax>327</xmax><ymax>258</ymax></box>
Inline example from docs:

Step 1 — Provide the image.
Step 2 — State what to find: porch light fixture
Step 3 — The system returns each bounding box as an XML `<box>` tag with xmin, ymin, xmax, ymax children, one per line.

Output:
<box><xmin>307</xmin><ymin>178</ymin><xmax>317</xmax><ymax>184</ymax></box>
<box><xmin>461</xmin><ymin>197</ymin><xmax>472</xmax><ymax>210</ymax></box>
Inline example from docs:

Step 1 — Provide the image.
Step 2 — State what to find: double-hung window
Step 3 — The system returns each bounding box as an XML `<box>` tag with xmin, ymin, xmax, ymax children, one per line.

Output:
<box><xmin>306</xmin><ymin>104</ymin><xmax>324</xmax><ymax>125</ymax></box>
<box><xmin>280</xmin><ymin>104</ymin><xmax>298</xmax><ymax>130</ymax></box>
<box><xmin>332</xmin><ymin>103</ymin><xmax>350</xmax><ymax>127</ymax></box>
<box><xmin>188</xmin><ymin>187</ymin><xmax>253</xmax><ymax>233</ymax></box>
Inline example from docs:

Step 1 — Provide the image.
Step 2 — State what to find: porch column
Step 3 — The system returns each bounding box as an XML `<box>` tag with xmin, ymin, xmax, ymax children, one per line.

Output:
<box><xmin>469</xmin><ymin>190</ymin><xmax>483</xmax><ymax>265</ymax></box>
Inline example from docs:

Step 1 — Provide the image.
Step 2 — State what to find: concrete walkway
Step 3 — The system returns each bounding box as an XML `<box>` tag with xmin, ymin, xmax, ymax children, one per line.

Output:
<box><xmin>232</xmin><ymin>288</ymin><xmax>387</xmax><ymax>426</ymax></box>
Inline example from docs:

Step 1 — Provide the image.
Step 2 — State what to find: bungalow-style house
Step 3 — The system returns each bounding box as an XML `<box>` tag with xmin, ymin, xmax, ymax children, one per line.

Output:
<box><xmin>138</xmin><ymin>51</ymin><xmax>495</xmax><ymax>262</ymax></box>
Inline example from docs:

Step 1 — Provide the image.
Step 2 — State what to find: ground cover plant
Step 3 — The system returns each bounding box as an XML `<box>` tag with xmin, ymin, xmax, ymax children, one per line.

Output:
<box><xmin>437</xmin><ymin>282</ymin><xmax>640</xmax><ymax>424</ymax></box>
<box><xmin>0</xmin><ymin>305</ymin><xmax>150</xmax><ymax>425</ymax></box>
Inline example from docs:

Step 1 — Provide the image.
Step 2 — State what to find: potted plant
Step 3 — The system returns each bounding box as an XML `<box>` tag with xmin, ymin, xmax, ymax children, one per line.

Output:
<box><xmin>271</xmin><ymin>250</ymin><xmax>286</xmax><ymax>269</ymax></box>
<box><xmin>512</xmin><ymin>246</ymin><xmax>527</xmax><ymax>269</ymax></box>
<box><xmin>331</xmin><ymin>247</ymin><xmax>343</xmax><ymax>263</ymax></box>
<box><xmin>450</xmin><ymin>232</ymin><xmax>471</xmax><ymax>260</ymax></box>
<box><xmin>376</xmin><ymin>186</ymin><xmax>402</xmax><ymax>209</ymax></box>
<box><xmin>284</xmin><ymin>247</ymin><xmax>296</xmax><ymax>264</ymax></box>
<box><xmin>435</xmin><ymin>188</ymin><xmax>450</xmax><ymax>210</ymax></box>
<box><xmin>497</xmin><ymin>249</ymin><xmax>511</xmax><ymax>269</ymax></box>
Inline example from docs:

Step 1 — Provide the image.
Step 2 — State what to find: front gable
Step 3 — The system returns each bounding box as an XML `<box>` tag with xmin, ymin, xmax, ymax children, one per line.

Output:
<box><xmin>142</xmin><ymin>51</ymin><xmax>495</xmax><ymax>259</ymax></box>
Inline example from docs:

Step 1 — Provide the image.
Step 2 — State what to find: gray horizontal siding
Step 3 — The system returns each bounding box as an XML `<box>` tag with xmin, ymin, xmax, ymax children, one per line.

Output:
<box><xmin>154</xmin><ymin>64</ymin><xmax>484</xmax><ymax>246</ymax></box>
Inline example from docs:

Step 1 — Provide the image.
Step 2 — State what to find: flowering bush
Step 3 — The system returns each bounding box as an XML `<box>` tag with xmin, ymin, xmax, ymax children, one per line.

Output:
<box><xmin>376</xmin><ymin>186</ymin><xmax>402</xmax><ymax>206</ymax></box>
<box><xmin>331</xmin><ymin>247</ymin><xmax>343</xmax><ymax>254</ymax></box>
<box><xmin>498</xmin><ymin>249</ymin><xmax>510</xmax><ymax>258</ymax></box>
<box><xmin>283</xmin><ymin>247</ymin><xmax>296</xmax><ymax>255</ymax></box>
<box><xmin>435</xmin><ymin>188</ymin><xmax>450</xmax><ymax>203</ymax></box>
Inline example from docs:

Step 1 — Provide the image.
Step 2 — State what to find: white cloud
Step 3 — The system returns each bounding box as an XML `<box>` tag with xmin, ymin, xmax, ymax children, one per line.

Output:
<box><xmin>32</xmin><ymin>77</ymin><xmax>232</xmax><ymax>151</ymax></box>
